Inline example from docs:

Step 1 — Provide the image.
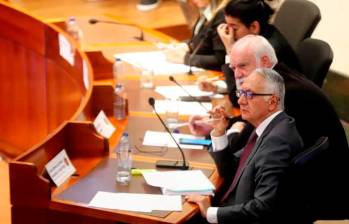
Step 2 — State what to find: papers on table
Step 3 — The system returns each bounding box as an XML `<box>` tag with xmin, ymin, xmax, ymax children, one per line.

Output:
<box><xmin>89</xmin><ymin>191</ymin><xmax>182</xmax><ymax>212</ymax></box>
<box><xmin>154</xmin><ymin>100</ymin><xmax>211</xmax><ymax>116</ymax></box>
<box><xmin>143</xmin><ymin>170</ymin><xmax>215</xmax><ymax>196</ymax></box>
<box><xmin>155</xmin><ymin>85</ymin><xmax>213</xmax><ymax>99</ymax></box>
<box><xmin>142</xmin><ymin>131</ymin><xmax>205</xmax><ymax>150</ymax></box>
<box><xmin>114</xmin><ymin>51</ymin><xmax>204</xmax><ymax>75</ymax></box>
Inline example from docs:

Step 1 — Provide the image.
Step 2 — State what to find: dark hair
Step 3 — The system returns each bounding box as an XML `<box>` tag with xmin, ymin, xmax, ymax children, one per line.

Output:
<box><xmin>224</xmin><ymin>0</ymin><xmax>274</xmax><ymax>30</ymax></box>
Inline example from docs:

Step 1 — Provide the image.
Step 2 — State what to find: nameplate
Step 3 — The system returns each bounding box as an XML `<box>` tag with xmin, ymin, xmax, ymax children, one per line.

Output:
<box><xmin>58</xmin><ymin>33</ymin><xmax>75</xmax><ymax>66</ymax></box>
<box><xmin>45</xmin><ymin>149</ymin><xmax>76</xmax><ymax>186</ymax></box>
<box><xmin>93</xmin><ymin>110</ymin><xmax>116</xmax><ymax>139</ymax></box>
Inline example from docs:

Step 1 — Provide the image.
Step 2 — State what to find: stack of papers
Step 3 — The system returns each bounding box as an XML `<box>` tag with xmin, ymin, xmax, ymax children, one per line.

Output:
<box><xmin>114</xmin><ymin>51</ymin><xmax>204</xmax><ymax>75</ymax></box>
<box><xmin>143</xmin><ymin>170</ymin><xmax>215</xmax><ymax>196</ymax></box>
<box><xmin>89</xmin><ymin>191</ymin><xmax>182</xmax><ymax>212</ymax></box>
<box><xmin>154</xmin><ymin>100</ymin><xmax>211</xmax><ymax>116</ymax></box>
<box><xmin>142</xmin><ymin>131</ymin><xmax>205</xmax><ymax>150</ymax></box>
<box><xmin>155</xmin><ymin>85</ymin><xmax>213</xmax><ymax>99</ymax></box>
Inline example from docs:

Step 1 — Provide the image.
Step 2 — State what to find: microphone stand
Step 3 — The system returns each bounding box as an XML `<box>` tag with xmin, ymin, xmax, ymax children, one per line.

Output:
<box><xmin>169</xmin><ymin>76</ymin><xmax>210</xmax><ymax>112</ymax></box>
<box><xmin>148</xmin><ymin>98</ymin><xmax>189</xmax><ymax>170</ymax></box>
<box><xmin>187</xmin><ymin>28</ymin><xmax>213</xmax><ymax>75</ymax></box>
<box><xmin>89</xmin><ymin>18</ymin><xmax>144</xmax><ymax>41</ymax></box>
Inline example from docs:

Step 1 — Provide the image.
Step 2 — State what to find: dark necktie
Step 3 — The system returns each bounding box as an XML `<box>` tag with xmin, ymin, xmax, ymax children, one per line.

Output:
<box><xmin>220</xmin><ymin>131</ymin><xmax>258</xmax><ymax>204</ymax></box>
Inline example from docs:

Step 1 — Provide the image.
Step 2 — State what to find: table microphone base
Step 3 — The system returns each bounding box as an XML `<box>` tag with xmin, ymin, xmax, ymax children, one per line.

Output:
<box><xmin>155</xmin><ymin>160</ymin><xmax>189</xmax><ymax>170</ymax></box>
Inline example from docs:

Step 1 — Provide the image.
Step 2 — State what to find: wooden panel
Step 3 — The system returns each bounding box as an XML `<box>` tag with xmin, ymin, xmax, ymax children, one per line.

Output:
<box><xmin>0</xmin><ymin>37</ymin><xmax>48</xmax><ymax>156</ymax></box>
<box><xmin>0</xmin><ymin>2</ymin><xmax>46</xmax><ymax>55</ymax></box>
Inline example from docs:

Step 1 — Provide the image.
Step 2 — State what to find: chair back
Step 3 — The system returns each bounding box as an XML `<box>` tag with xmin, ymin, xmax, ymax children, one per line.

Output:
<box><xmin>273</xmin><ymin>0</ymin><xmax>321</xmax><ymax>51</ymax></box>
<box><xmin>297</xmin><ymin>38</ymin><xmax>334</xmax><ymax>87</ymax></box>
<box><xmin>277</xmin><ymin>137</ymin><xmax>329</xmax><ymax>223</ymax></box>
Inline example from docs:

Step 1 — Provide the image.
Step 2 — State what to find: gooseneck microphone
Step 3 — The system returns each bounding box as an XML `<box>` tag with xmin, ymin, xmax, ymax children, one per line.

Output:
<box><xmin>89</xmin><ymin>18</ymin><xmax>144</xmax><ymax>41</ymax></box>
<box><xmin>169</xmin><ymin>76</ymin><xmax>210</xmax><ymax>111</ymax></box>
<box><xmin>187</xmin><ymin>28</ymin><xmax>213</xmax><ymax>75</ymax></box>
<box><xmin>148</xmin><ymin>97</ymin><xmax>189</xmax><ymax>170</ymax></box>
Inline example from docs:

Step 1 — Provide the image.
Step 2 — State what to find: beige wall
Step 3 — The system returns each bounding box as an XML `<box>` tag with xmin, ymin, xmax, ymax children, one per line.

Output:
<box><xmin>308</xmin><ymin>0</ymin><xmax>349</xmax><ymax>77</ymax></box>
<box><xmin>278</xmin><ymin>0</ymin><xmax>349</xmax><ymax>77</ymax></box>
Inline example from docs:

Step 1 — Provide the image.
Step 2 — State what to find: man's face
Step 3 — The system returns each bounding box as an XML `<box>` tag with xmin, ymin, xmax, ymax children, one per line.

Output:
<box><xmin>225</xmin><ymin>15</ymin><xmax>256</xmax><ymax>41</ymax></box>
<box><xmin>230</xmin><ymin>48</ymin><xmax>258</xmax><ymax>82</ymax></box>
<box><xmin>237</xmin><ymin>73</ymin><xmax>275</xmax><ymax>127</ymax></box>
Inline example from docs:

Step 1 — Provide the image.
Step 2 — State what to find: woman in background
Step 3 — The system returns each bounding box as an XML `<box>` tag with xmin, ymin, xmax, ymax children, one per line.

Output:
<box><xmin>164</xmin><ymin>0</ymin><xmax>230</xmax><ymax>71</ymax></box>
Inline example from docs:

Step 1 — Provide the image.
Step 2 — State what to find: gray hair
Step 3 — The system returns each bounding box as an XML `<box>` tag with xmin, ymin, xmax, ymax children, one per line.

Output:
<box><xmin>254</xmin><ymin>68</ymin><xmax>285</xmax><ymax>110</ymax></box>
<box><xmin>232</xmin><ymin>35</ymin><xmax>278</xmax><ymax>67</ymax></box>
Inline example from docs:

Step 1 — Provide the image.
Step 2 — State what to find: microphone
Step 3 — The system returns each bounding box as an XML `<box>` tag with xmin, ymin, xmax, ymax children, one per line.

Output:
<box><xmin>169</xmin><ymin>76</ymin><xmax>210</xmax><ymax>111</ymax></box>
<box><xmin>148</xmin><ymin>97</ymin><xmax>189</xmax><ymax>170</ymax></box>
<box><xmin>89</xmin><ymin>18</ymin><xmax>144</xmax><ymax>41</ymax></box>
<box><xmin>187</xmin><ymin>28</ymin><xmax>213</xmax><ymax>75</ymax></box>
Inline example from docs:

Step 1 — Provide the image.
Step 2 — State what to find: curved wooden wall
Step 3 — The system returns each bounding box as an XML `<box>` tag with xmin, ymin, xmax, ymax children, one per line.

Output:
<box><xmin>0</xmin><ymin>2</ymin><xmax>91</xmax><ymax>159</ymax></box>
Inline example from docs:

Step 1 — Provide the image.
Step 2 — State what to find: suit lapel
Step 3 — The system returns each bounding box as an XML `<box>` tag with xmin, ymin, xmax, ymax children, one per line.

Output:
<box><xmin>233</xmin><ymin>112</ymin><xmax>288</xmax><ymax>187</ymax></box>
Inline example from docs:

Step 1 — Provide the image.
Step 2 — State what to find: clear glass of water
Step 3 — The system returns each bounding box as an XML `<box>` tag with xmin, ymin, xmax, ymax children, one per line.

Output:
<box><xmin>140</xmin><ymin>70</ymin><xmax>154</xmax><ymax>89</ymax></box>
<box><xmin>116</xmin><ymin>150</ymin><xmax>132</xmax><ymax>184</ymax></box>
<box><xmin>165</xmin><ymin>98</ymin><xmax>179</xmax><ymax>128</ymax></box>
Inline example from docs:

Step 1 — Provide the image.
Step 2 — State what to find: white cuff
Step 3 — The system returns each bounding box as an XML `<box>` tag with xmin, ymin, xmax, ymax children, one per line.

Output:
<box><xmin>207</xmin><ymin>207</ymin><xmax>219</xmax><ymax>223</ymax></box>
<box><xmin>214</xmin><ymin>80</ymin><xmax>228</xmax><ymax>93</ymax></box>
<box><xmin>225</xmin><ymin>54</ymin><xmax>230</xmax><ymax>64</ymax></box>
<box><xmin>210</xmin><ymin>131</ymin><xmax>228</xmax><ymax>152</ymax></box>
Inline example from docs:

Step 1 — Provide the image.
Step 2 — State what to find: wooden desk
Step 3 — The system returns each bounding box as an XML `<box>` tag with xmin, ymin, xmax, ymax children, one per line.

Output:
<box><xmin>1</xmin><ymin>2</ymin><xmax>222</xmax><ymax>224</ymax></box>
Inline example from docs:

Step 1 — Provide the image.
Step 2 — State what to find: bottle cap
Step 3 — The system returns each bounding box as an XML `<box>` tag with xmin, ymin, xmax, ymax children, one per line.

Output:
<box><xmin>123</xmin><ymin>132</ymin><xmax>128</xmax><ymax>137</ymax></box>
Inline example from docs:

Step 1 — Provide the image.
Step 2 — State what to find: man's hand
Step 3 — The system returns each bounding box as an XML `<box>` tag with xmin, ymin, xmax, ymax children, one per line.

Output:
<box><xmin>196</xmin><ymin>75</ymin><xmax>217</xmax><ymax>92</ymax></box>
<box><xmin>209</xmin><ymin>105</ymin><xmax>230</xmax><ymax>137</ymax></box>
<box><xmin>163</xmin><ymin>43</ymin><xmax>189</xmax><ymax>64</ymax></box>
<box><xmin>185</xmin><ymin>194</ymin><xmax>211</xmax><ymax>218</ymax></box>
<box><xmin>217</xmin><ymin>23</ymin><xmax>235</xmax><ymax>55</ymax></box>
<box><xmin>188</xmin><ymin>115</ymin><xmax>213</xmax><ymax>136</ymax></box>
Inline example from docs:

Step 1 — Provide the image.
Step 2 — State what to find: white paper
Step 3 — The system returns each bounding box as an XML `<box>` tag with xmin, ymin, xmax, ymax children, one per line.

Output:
<box><xmin>154</xmin><ymin>100</ymin><xmax>211</xmax><ymax>116</ymax></box>
<box><xmin>89</xmin><ymin>191</ymin><xmax>182</xmax><ymax>212</ymax></box>
<box><xmin>93</xmin><ymin>111</ymin><xmax>116</xmax><ymax>138</ymax></box>
<box><xmin>114</xmin><ymin>51</ymin><xmax>204</xmax><ymax>75</ymax></box>
<box><xmin>143</xmin><ymin>170</ymin><xmax>215</xmax><ymax>193</ymax></box>
<box><xmin>45</xmin><ymin>149</ymin><xmax>76</xmax><ymax>186</ymax></box>
<box><xmin>83</xmin><ymin>60</ymin><xmax>89</xmax><ymax>90</ymax></box>
<box><xmin>58</xmin><ymin>33</ymin><xmax>74</xmax><ymax>65</ymax></box>
<box><xmin>155</xmin><ymin>85</ymin><xmax>213</xmax><ymax>99</ymax></box>
<box><xmin>142</xmin><ymin>131</ymin><xmax>204</xmax><ymax>150</ymax></box>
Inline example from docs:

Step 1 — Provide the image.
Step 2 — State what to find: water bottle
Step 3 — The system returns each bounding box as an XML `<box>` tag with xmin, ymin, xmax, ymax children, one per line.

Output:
<box><xmin>113</xmin><ymin>84</ymin><xmax>126</xmax><ymax>120</ymax></box>
<box><xmin>66</xmin><ymin>16</ymin><xmax>83</xmax><ymax>43</ymax></box>
<box><xmin>116</xmin><ymin>132</ymin><xmax>132</xmax><ymax>184</ymax></box>
<box><xmin>113</xmin><ymin>58</ymin><xmax>123</xmax><ymax>79</ymax></box>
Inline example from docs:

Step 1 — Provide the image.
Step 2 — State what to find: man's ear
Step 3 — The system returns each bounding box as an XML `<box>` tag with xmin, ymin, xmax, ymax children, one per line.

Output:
<box><xmin>249</xmin><ymin>21</ymin><xmax>260</xmax><ymax>34</ymax></box>
<box><xmin>268</xmin><ymin>95</ymin><xmax>279</xmax><ymax>111</ymax></box>
<box><xmin>260</xmin><ymin>55</ymin><xmax>273</xmax><ymax>67</ymax></box>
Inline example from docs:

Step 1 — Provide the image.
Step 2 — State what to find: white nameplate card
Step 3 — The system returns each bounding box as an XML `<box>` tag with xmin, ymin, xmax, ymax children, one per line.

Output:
<box><xmin>45</xmin><ymin>149</ymin><xmax>76</xmax><ymax>186</ymax></box>
<box><xmin>93</xmin><ymin>110</ymin><xmax>116</xmax><ymax>138</ymax></box>
<box><xmin>58</xmin><ymin>33</ymin><xmax>74</xmax><ymax>66</ymax></box>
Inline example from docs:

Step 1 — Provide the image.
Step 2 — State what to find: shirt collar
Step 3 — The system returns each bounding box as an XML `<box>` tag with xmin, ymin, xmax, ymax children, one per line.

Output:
<box><xmin>255</xmin><ymin>110</ymin><xmax>283</xmax><ymax>137</ymax></box>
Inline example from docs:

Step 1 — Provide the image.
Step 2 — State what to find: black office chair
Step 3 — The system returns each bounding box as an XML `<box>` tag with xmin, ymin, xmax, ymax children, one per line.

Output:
<box><xmin>277</xmin><ymin>136</ymin><xmax>329</xmax><ymax>223</ymax></box>
<box><xmin>273</xmin><ymin>0</ymin><xmax>321</xmax><ymax>51</ymax></box>
<box><xmin>297</xmin><ymin>38</ymin><xmax>334</xmax><ymax>87</ymax></box>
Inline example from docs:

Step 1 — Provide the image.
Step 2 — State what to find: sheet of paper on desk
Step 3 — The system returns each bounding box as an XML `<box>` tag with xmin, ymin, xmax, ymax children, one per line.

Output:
<box><xmin>114</xmin><ymin>51</ymin><xmax>203</xmax><ymax>75</ymax></box>
<box><xmin>154</xmin><ymin>100</ymin><xmax>211</xmax><ymax>116</ymax></box>
<box><xmin>89</xmin><ymin>191</ymin><xmax>182</xmax><ymax>212</ymax></box>
<box><xmin>143</xmin><ymin>131</ymin><xmax>204</xmax><ymax>150</ymax></box>
<box><xmin>143</xmin><ymin>170</ymin><xmax>215</xmax><ymax>195</ymax></box>
<box><xmin>155</xmin><ymin>85</ymin><xmax>213</xmax><ymax>99</ymax></box>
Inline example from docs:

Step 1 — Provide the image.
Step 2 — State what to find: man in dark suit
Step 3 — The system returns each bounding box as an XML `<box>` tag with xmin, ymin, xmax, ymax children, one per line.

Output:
<box><xmin>190</xmin><ymin>34</ymin><xmax>349</xmax><ymax>219</ymax></box>
<box><xmin>186</xmin><ymin>68</ymin><xmax>303</xmax><ymax>223</ymax></box>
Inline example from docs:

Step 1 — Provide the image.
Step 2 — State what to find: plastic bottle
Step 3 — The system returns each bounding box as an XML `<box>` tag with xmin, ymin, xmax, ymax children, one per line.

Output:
<box><xmin>113</xmin><ymin>58</ymin><xmax>123</xmax><ymax>79</ymax></box>
<box><xmin>116</xmin><ymin>132</ymin><xmax>132</xmax><ymax>184</ymax></box>
<box><xmin>66</xmin><ymin>16</ymin><xmax>83</xmax><ymax>43</ymax></box>
<box><xmin>113</xmin><ymin>84</ymin><xmax>127</xmax><ymax>120</ymax></box>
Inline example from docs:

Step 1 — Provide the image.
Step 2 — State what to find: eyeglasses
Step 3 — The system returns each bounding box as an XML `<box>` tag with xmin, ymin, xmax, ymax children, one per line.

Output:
<box><xmin>236</xmin><ymin>89</ymin><xmax>274</xmax><ymax>99</ymax></box>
